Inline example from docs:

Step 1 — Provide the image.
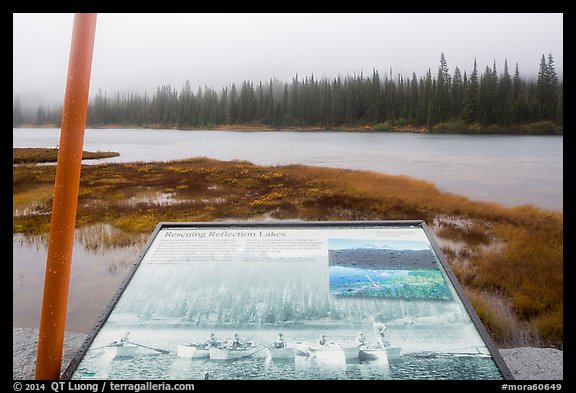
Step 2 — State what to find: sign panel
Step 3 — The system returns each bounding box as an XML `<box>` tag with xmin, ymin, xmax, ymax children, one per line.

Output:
<box><xmin>63</xmin><ymin>221</ymin><xmax>512</xmax><ymax>380</ymax></box>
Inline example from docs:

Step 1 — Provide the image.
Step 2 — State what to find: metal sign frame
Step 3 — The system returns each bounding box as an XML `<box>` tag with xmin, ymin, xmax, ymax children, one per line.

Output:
<box><xmin>62</xmin><ymin>220</ymin><xmax>513</xmax><ymax>380</ymax></box>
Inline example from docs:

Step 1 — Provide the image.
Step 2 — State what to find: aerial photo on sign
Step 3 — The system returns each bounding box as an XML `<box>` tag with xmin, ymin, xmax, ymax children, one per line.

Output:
<box><xmin>328</xmin><ymin>238</ymin><xmax>451</xmax><ymax>299</ymax></box>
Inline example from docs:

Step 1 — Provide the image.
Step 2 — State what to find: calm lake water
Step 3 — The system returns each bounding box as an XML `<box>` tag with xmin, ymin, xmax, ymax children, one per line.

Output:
<box><xmin>13</xmin><ymin>128</ymin><xmax>563</xmax><ymax>335</ymax></box>
<box><xmin>13</xmin><ymin>128</ymin><xmax>563</xmax><ymax>211</ymax></box>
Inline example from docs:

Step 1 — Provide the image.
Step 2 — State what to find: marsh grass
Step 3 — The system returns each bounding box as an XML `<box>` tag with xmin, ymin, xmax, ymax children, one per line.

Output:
<box><xmin>13</xmin><ymin>147</ymin><xmax>119</xmax><ymax>164</ymax></box>
<box><xmin>75</xmin><ymin>223</ymin><xmax>149</xmax><ymax>251</ymax></box>
<box><xmin>12</xmin><ymin>157</ymin><xmax>563</xmax><ymax>348</ymax></box>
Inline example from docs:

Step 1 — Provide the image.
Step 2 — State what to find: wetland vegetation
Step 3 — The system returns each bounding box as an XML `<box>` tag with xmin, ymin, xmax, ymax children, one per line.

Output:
<box><xmin>13</xmin><ymin>147</ymin><xmax>119</xmax><ymax>164</ymax></box>
<box><xmin>12</xmin><ymin>149</ymin><xmax>563</xmax><ymax>349</ymax></box>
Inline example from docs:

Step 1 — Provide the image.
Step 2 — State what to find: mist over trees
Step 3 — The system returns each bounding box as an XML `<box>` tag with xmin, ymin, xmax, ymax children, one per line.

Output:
<box><xmin>14</xmin><ymin>54</ymin><xmax>563</xmax><ymax>133</ymax></box>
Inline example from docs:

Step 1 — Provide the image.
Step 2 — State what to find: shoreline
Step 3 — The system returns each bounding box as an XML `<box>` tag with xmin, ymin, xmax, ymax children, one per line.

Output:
<box><xmin>14</xmin><ymin>121</ymin><xmax>562</xmax><ymax>135</ymax></box>
<box><xmin>16</xmin><ymin>123</ymin><xmax>427</xmax><ymax>133</ymax></box>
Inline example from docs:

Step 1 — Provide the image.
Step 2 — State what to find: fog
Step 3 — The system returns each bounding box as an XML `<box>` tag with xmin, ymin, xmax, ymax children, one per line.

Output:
<box><xmin>13</xmin><ymin>13</ymin><xmax>563</xmax><ymax>109</ymax></box>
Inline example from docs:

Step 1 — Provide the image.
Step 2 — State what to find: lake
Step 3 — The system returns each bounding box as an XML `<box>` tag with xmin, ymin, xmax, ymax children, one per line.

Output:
<box><xmin>12</xmin><ymin>128</ymin><xmax>563</xmax><ymax>334</ymax></box>
<box><xmin>13</xmin><ymin>128</ymin><xmax>563</xmax><ymax>211</ymax></box>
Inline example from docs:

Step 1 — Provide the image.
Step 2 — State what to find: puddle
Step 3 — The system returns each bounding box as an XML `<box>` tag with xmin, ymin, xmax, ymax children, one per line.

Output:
<box><xmin>119</xmin><ymin>189</ymin><xmax>198</xmax><ymax>207</ymax></box>
<box><xmin>13</xmin><ymin>225</ymin><xmax>147</xmax><ymax>334</ymax></box>
<box><xmin>117</xmin><ymin>188</ymin><xmax>229</xmax><ymax>208</ymax></box>
<box><xmin>121</xmin><ymin>190</ymin><xmax>177</xmax><ymax>207</ymax></box>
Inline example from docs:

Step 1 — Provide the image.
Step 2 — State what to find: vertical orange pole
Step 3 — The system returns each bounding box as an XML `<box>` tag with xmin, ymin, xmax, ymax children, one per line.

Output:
<box><xmin>35</xmin><ymin>13</ymin><xmax>97</xmax><ymax>380</ymax></box>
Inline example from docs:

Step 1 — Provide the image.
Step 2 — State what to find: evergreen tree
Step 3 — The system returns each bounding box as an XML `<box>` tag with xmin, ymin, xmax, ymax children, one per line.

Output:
<box><xmin>478</xmin><ymin>62</ymin><xmax>498</xmax><ymax>125</ymax></box>
<box><xmin>13</xmin><ymin>95</ymin><xmax>23</xmax><ymax>127</ymax></box>
<box><xmin>229</xmin><ymin>84</ymin><xmax>238</xmax><ymax>124</ymax></box>
<box><xmin>418</xmin><ymin>69</ymin><xmax>433</xmax><ymax>125</ymax></box>
<box><xmin>509</xmin><ymin>63</ymin><xmax>530</xmax><ymax>124</ymax></box>
<box><xmin>499</xmin><ymin>60</ymin><xmax>514</xmax><ymax>125</ymax></box>
<box><xmin>329</xmin><ymin>77</ymin><xmax>344</xmax><ymax>126</ymax></box>
<box><xmin>499</xmin><ymin>60</ymin><xmax>512</xmax><ymax>102</ymax></box>
<box><xmin>427</xmin><ymin>79</ymin><xmax>437</xmax><ymax>128</ymax></box>
<box><xmin>462</xmin><ymin>59</ymin><xmax>479</xmax><ymax>124</ymax></box>
<box><xmin>435</xmin><ymin>53</ymin><xmax>451</xmax><ymax>123</ymax></box>
<box><xmin>396</xmin><ymin>74</ymin><xmax>407</xmax><ymax>121</ymax></box>
<box><xmin>407</xmin><ymin>72</ymin><xmax>419</xmax><ymax>123</ymax></box>
<box><xmin>239</xmin><ymin>81</ymin><xmax>256</xmax><ymax>123</ymax></box>
<box><xmin>536</xmin><ymin>53</ymin><xmax>559</xmax><ymax>120</ymax></box>
<box><xmin>512</xmin><ymin>63</ymin><xmax>522</xmax><ymax>99</ymax></box>
<box><xmin>555</xmin><ymin>81</ymin><xmax>563</xmax><ymax>125</ymax></box>
<box><xmin>220</xmin><ymin>87</ymin><xmax>229</xmax><ymax>124</ymax></box>
<box><xmin>35</xmin><ymin>104</ymin><xmax>46</xmax><ymax>125</ymax></box>
<box><xmin>450</xmin><ymin>67</ymin><xmax>464</xmax><ymax>119</ymax></box>
<box><xmin>383</xmin><ymin>69</ymin><xmax>397</xmax><ymax>121</ymax></box>
<box><xmin>178</xmin><ymin>80</ymin><xmax>193</xmax><ymax>127</ymax></box>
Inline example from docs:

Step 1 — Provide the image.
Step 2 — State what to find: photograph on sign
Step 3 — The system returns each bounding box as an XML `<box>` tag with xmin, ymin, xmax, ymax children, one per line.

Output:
<box><xmin>328</xmin><ymin>238</ymin><xmax>451</xmax><ymax>300</ymax></box>
<box><xmin>66</xmin><ymin>222</ymin><xmax>507</xmax><ymax>380</ymax></box>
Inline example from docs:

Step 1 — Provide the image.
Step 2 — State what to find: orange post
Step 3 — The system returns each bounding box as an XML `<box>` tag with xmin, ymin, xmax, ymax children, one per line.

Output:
<box><xmin>35</xmin><ymin>13</ymin><xmax>97</xmax><ymax>380</ymax></box>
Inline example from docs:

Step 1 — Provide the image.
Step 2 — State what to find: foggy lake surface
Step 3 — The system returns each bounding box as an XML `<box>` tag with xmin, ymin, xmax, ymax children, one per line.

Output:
<box><xmin>13</xmin><ymin>127</ymin><xmax>563</xmax><ymax>211</ymax></box>
<box><xmin>13</xmin><ymin>128</ymin><xmax>563</xmax><ymax>335</ymax></box>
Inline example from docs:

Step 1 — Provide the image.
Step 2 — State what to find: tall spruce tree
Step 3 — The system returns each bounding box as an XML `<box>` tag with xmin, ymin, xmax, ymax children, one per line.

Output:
<box><xmin>450</xmin><ymin>66</ymin><xmax>464</xmax><ymax>119</ymax></box>
<box><xmin>435</xmin><ymin>53</ymin><xmax>451</xmax><ymax>123</ymax></box>
<box><xmin>536</xmin><ymin>53</ymin><xmax>559</xmax><ymax>120</ymax></box>
<box><xmin>462</xmin><ymin>59</ymin><xmax>479</xmax><ymax>124</ymax></box>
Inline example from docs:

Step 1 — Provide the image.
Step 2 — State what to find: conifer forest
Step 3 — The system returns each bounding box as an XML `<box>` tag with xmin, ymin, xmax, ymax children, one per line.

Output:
<box><xmin>13</xmin><ymin>53</ymin><xmax>562</xmax><ymax>134</ymax></box>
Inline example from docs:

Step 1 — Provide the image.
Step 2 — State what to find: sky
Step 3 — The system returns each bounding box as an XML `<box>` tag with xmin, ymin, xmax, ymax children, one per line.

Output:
<box><xmin>13</xmin><ymin>13</ymin><xmax>563</xmax><ymax>109</ymax></box>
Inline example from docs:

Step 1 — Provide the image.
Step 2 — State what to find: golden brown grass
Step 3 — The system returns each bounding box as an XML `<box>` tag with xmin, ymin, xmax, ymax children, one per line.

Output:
<box><xmin>12</xmin><ymin>157</ymin><xmax>563</xmax><ymax>348</ymax></box>
<box><xmin>13</xmin><ymin>147</ymin><xmax>119</xmax><ymax>164</ymax></box>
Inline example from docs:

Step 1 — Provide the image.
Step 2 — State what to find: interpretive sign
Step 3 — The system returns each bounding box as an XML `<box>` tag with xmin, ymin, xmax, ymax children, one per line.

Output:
<box><xmin>63</xmin><ymin>221</ymin><xmax>513</xmax><ymax>380</ymax></box>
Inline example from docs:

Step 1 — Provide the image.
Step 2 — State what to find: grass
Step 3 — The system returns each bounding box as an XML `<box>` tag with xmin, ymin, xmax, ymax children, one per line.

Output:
<box><xmin>13</xmin><ymin>147</ymin><xmax>120</xmax><ymax>164</ymax></box>
<box><xmin>12</xmin><ymin>155</ymin><xmax>563</xmax><ymax>349</ymax></box>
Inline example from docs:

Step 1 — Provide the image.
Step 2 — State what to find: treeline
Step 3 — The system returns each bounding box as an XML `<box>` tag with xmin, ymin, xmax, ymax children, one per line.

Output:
<box><xmin>13</xmin><ymin>53</ymin><xmax>563</xmax><ymax>133</ymax></box>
